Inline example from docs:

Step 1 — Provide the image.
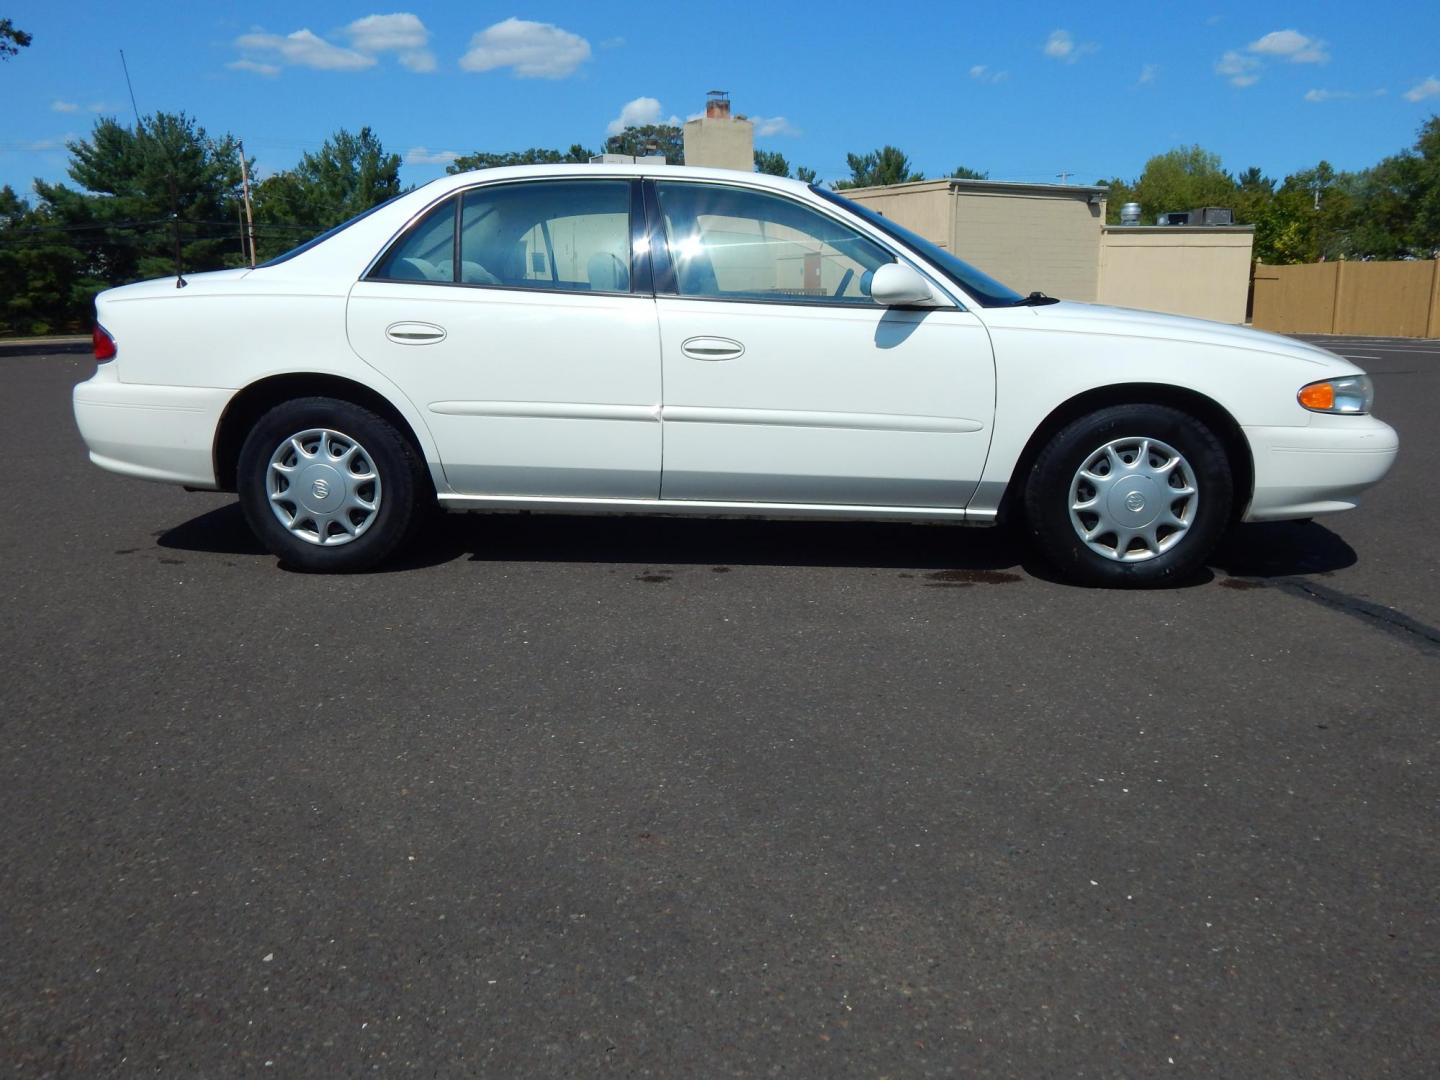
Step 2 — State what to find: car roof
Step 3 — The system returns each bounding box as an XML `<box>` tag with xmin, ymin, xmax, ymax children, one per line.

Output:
<box><xmin>420</xmin><ymin>162</ymin><xmax>815</xmax><ymax>198</ymax></box>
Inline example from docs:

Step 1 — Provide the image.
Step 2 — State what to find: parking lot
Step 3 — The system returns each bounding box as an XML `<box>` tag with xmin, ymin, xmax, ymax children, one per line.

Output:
<box><xmin>2</xmin><ymin>336</ymin><xmax>1437</xmax><ymax>1075</ymax></box>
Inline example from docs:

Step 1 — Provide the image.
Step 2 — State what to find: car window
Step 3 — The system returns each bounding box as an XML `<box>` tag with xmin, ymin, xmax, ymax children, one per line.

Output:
<box><xmin>653</xmin><ymin>182</ymin><xmax>891</xmax><ymax>305</ymax></box>
<box><xmin>460</xmin><ymin>181</ymin><xmax>632</xmax><ymax>293</ymax></box>
<box><xmin>370</xmin><ymin>197</ymin><xmax>457</xmax><ymax>283</ymax></box>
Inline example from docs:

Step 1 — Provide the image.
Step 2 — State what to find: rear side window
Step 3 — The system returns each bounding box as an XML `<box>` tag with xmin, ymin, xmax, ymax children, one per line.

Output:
<box><xmin>460</xmin><ymin>180</ymin><xmax>632</xmax><ymax>292</ymax></box>
<box><xmin>370</xmin><ymin>197</ymin><xmax>457</xmax><ymax>283</ymax></box>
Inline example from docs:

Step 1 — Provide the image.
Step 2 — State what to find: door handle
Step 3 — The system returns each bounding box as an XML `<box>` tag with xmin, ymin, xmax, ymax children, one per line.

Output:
<box><xmin>681</xmin><ymin>336</ymin><xmax>745</xmax><ymax>361</ymax></box>
<box><xmin>385</xmin><ymin>321</ymin><xmax>447</xmax><ymax>345</ymax></box>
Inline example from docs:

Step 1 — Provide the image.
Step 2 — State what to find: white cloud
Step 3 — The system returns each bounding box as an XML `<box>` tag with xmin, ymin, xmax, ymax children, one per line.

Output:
<box><xmin>1216</xmin><ymin>50</ymin><xmax>1261</xmax><ymax>87</ymax></box>
<box><xmin>227</xmin><ymin>58</ymin><xmax>281</xmax><ymax>77</ymax></box>
<box><xmin>750</xmin><ymin>115</ymin><xmax>799</xmax><ymax>137</ymax></box>
<box><xmin>50</xmin><ymin>100</ymin><xmax>79</xmax><ymax>112</ymax></box>
<box><xmin>345</xmin><ymin>13</ymin><xmax>426</xmax><ymax>52</ymax></box>
<box><xmin>605</xmin><ymin>96</ymin><xmax>679</xmax><ymax>136</ymax></box>
<box><xmin>1137</xmin><ymin>63</ymin><xmax>1159</xmax><ymax>85</ymax></box>
<box><xmin>405</xmin><ymin>146</ymin><xmax>460</xmax><ymax>166</ymax></box>
<box><xmin>1304</xmin><ymin>88</ymin><xmax>1386</xmax><ymax>103</ymax></box>
<box><xmin>1044</xmin><ymin>29</ymin><xmax>1096</xmax><ymax>63</ymax></box>
<box><xmin>25</xmin><ymin>134</ymin><xmax>77</xmax><ymax>152</ymax></box>
<box><xmin>968</xmin><ymin>64</ymin><xmax>1008</xmax><ymax>84</ymax></box>
<box><xmin>234</xmin><ymin>28</ymin><xmax>376</xmax><ymax>71</ymax></box>
<box><xmin>1248</xmin><ymin>29</ymin><xmax>1329</xmax><ymax>64</ymax></box>
<box><xmin>1404</xmin><ymin>76</ymin><xmax>1440</xmax><ymax>102</ymax></box>
<box><xmin>344</xmin><ymin>13</ymin><xmax>435</xmax><ymax>73</ymax></box>
<box><xmin>459</xmin><ymin>18</ymin><xmax>591</xmax><ymax>79</ymax></box>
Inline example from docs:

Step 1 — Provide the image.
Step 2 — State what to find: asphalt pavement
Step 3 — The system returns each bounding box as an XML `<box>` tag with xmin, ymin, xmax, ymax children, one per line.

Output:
<box><xmin>1</xmin><ymin>337</ymin><xmax>1436</xmax><ymax>1076</ymax></box>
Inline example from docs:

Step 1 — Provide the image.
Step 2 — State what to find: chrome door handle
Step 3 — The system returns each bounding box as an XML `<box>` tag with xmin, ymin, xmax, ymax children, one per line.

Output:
<box><xmin>681</xmin><ymin>336</ymin><xmax>745</xmax><ymax>361</ymax></box>
<box><xmin>385</xmin><ymin>321</ymin><xmax>447</xmax><ymax>345</ymax></box>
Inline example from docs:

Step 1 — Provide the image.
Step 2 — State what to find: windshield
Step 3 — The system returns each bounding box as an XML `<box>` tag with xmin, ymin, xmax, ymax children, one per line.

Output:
<box><xmin>256</xmin><ymin>193</ymin><xmax>406</xmax><ymax>268</ymax></box>
<box><xmin>813</xmin><ymin>186</ymin><xmax>1025</xmax><ymax>307</ymax></box>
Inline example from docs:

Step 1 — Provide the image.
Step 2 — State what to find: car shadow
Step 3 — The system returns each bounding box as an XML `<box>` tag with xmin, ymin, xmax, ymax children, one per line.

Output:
<box><xmin>157</xmin><ymin>502</ymin><xmax>1359</xmax><ymax>584</ymax></box>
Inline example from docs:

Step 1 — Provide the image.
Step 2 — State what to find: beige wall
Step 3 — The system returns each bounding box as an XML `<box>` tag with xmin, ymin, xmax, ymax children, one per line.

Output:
<box><xmin>844</xmin><ymin>179</ymin><xmax>1257</xmax><ymax>322</ymax></box>
<box><xmin>950</xmin><ymin>191</ymin><xmax>1103</xmax><ymax>301</ymax></box>
<box><xmin>845</xmin><ymin>180</ymin><xmax>1103</xmax><ymax>301</ymax></box>
<box><xmin>1099</xmin><ymin>227</ymin><xmax>1255</xmax><ymax>324</ymax></box>
<box><xmin>1253</xmin><ymin>259</ymin><xmax>1440</xmax><ymax>338</ymax></box>
<box><xmin>682</xmin><ymin>117</ymin><xmax>754</xmax><ymax>172</ymax></box>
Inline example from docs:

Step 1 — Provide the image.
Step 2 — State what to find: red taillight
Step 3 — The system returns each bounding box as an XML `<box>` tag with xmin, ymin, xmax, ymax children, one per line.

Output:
<box><xmin>93</xmin><ymin>324</ymin><xmax>116</xmax><ymax>361</ymax></box>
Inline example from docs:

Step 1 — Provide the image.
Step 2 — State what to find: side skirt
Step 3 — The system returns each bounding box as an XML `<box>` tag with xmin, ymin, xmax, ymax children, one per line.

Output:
<box><xmin>436</xmin><ymin>493</ymin><xmax>997</xmax><ymax>526</ymax></box>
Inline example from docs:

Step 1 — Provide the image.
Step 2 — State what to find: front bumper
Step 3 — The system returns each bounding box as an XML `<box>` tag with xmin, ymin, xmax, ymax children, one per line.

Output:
<box><xmin>1242</xmin><ymin>415</ymin><xmax>1399</xmax><ymax>522</ymax></box>
<box><xmin>73</xmin><ymin>363</ymin><xmax>231</xmax><ymax>488</ymax></box>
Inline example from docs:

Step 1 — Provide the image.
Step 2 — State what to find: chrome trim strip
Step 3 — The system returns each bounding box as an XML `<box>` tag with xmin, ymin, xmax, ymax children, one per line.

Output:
<box><xmin>428</xmin><ymin>400</ymin><xmax>661</xmax><ymax>422</ymax></box>
<box><xmin>661</xmin><ymin>405</ymin><xmax>984</xmax><ymax>434</ymax></box>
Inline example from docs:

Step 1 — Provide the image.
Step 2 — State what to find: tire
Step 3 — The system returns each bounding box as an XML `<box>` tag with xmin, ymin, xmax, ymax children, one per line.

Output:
<box><xmin>1022</xmin><ymin>404</ymin><xmax>1233</xmax><ymax>588</ymax></box>
<box><xmin>237</xmin><ymin>397</ymin><xmax>428</xmax><ymax>571</ymax></box>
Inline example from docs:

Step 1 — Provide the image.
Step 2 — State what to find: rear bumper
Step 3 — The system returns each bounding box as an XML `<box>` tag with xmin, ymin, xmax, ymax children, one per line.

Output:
<box><xmin>1243</xmin><ymin>416</ymin><xmax>1399</xmax><ymax>521</ymax></box>
<box><xmin>73</xmin><ymin>363</ymin><xmax>230</xmax><ymax>488</ymax></box>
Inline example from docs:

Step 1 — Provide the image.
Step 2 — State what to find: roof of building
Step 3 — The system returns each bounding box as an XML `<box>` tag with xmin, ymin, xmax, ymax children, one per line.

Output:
<box><xmin>842</xmin><ymin>177</ymin><xmax>1109</xmax><ymax>199</ymax></box>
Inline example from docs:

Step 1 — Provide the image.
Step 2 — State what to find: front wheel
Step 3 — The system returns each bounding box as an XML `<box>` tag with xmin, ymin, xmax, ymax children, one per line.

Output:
<box><xmin>237</xmin><ymin>397</ymin><xmax>427</xmax><ymax>571</ymax></box>
<box><xmin>1023</xmin><ymin>404</ymin><xmax>1234</xmax><ymax>588</ymax></box>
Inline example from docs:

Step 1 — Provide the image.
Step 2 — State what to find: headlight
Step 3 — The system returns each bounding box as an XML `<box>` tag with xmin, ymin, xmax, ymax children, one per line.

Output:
<box><xmin>1298</xmin><ymin>375</ymin><xmax>1374</xmax><ymax>414</ymax></box>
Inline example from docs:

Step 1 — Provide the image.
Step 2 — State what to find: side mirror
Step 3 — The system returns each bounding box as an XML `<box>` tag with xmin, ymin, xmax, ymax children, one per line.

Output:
<box><xmin>869</xmin><ymin>262</ymin><xmax>939</xmax><ymax>307</ymax></box>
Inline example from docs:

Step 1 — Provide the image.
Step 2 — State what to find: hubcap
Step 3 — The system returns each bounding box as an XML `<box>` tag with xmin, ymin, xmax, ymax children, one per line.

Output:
<box><xmin>266</xmin><ymin>428</ymin><xmax>381</xmax><ymax>546</ymax></box>
<box><xmin>1068</xmin><ymin>437</ymin><xmax>1198</xmax><ymax>562</ymax></box>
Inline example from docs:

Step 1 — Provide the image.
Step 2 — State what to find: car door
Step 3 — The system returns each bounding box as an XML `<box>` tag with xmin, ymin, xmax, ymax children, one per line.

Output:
<box><xmin>647</xmin><ymin>179</ymin><xmax>996</xmax><ymax>508</ymax></box>
<box><xmin>347</xmin><ymin>178</ymin><xmax>661</xmax><ymax>499</ymax></box>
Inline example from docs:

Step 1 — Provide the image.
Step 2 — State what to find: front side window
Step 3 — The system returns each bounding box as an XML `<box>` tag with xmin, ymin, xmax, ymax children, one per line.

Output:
<box><xmin>460</xmin><ymin>180</ymin><xmax>632</xmax><ymax>292</ymax></box>
<box><xmin>653</xmin><ymin>182</ymin><xmax>892</xmax><ymax>305</ymax></box>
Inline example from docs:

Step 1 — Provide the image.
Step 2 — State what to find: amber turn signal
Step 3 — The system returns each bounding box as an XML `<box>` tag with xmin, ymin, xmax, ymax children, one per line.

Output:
<box><xmin>1297</xmin><ymin>382</ymin><xmax>1335</xmax><ymax>410</ymax></box>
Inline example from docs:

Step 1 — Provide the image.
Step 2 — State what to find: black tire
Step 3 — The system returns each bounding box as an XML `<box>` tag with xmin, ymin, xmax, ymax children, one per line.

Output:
<box><xmin>237</xmin><ymin>397</ymin><xmax>428</xmax><ymax>571</ymax></box>
<box><xmin>1022</xmin><ymin>404</ymin><xmax>1233</xmax><ymax>588</ymax></box>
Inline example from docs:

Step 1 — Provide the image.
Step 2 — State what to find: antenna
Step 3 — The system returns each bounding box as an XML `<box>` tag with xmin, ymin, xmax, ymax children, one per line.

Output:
<box><xmin>119</xmin><ymin>49</ymin><xmax>141</xmax><ymax>129</ymax></box>
<box><xmin>120</xmin><ymin>49</ymin><xmax>186</xmax><ymax>287</ymax></box>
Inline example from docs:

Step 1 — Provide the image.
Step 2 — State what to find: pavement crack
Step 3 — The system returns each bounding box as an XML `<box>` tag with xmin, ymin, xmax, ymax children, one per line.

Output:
<box><xmin>1258</xmin><ymin>576</ymin><xmax>1440</xmax><ymax>656</ymax></box>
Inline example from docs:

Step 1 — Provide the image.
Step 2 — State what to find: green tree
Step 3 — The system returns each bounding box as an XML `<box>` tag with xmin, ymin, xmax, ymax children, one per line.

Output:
<box><xmin>447</xmin><ymin>145</ymin><xmax>593</xmax><ymax>173</ymax></box>
<box><xmin>795</xmin><ymin>166</ymin><xmax>818</xmax><ymax>184</ymax></box>
<box><xmin>1131</xmin><ymin>145</ymin><xmax>1237</xmax><ymax>220</ymax></box>
<box><xmin>754</xmin><ymin>149</ymin><xmax>791</xmax><ymax>176</ymax></box>
<box><xmin>604</xmin><ymin>124</ymin><xmax>684</xmax><ymax>164</ymax></box>
<box><xmin>948</xmin><ymin>165</ymin><xmax>989</xmax><ymax>180</ymax></box>
<box><xmin>1095</xmin><ymin>177</ymin><xmax>1137</xmax><ymax>223</ymax></box>
<box><xmin>833</xmin><ymin>146</ymin><xmax>924</xmax><ymax>189</ymax></box>
<box><xmin>1</xmin><ymin>17</ymin><xmax>31</xmax><ymax>59</ymax></box>
<box><xmin>254</xmin><ymin>127</ymin><xmax>400</xmax><ymax>253</ymax></box>
<box><xmin>32</xmin><ymin>112</ymin><xmax>246</xmax><ymax>297</ymax></box>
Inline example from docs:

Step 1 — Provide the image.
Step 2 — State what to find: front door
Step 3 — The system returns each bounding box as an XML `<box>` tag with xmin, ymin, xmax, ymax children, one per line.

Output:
<box><xmin>347</xmin><ymin>178</ymin><xmax>661</xmax><ymax>499</ymax></box>
<box><xmin>648</xmin><ymin>179</ymin><xmax>995</xmax><ymax>508</ymax></box>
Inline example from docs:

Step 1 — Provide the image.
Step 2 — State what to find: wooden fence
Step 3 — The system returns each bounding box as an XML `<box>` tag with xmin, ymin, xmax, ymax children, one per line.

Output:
<box><xmin>1252</xmin><ymin>258</ymin><xmax>1440</xmax><ymax>338</ymax></box>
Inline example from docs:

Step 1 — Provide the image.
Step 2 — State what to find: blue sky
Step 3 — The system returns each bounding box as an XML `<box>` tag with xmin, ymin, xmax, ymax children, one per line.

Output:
<box><xmin>3</xmin><ymin>1</ymin><xmax>1439</xmax><ymax>197</ymax></box>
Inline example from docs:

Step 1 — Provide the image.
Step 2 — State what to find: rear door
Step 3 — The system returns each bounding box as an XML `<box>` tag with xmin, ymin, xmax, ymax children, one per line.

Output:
<box><xmin>347</xmin><ymin>178</ymin><xmax>661</xmax><ymax>499</ymax></box>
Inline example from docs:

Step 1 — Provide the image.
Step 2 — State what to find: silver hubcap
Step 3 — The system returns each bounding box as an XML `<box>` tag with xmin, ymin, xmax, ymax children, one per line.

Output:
<box><xmin>266</xmin><ymin>428</ymin><xmax>381</xmax><ymax>547</ymax></box>
<box><xmin>1069</xmin><ymin>436</ymin><xmax>1198</xmax><ymax>562</ymax></box>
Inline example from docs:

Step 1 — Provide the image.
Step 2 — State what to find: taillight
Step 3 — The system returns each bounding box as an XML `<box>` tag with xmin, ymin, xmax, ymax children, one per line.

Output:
<box><xmin>93</xmin><ymin>323</ymin><xmax>116</xmax><ymax>361</ymax></box>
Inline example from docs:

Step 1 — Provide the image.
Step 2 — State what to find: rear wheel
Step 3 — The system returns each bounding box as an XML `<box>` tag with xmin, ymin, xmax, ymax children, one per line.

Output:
<box><xmin>1023</xmin><ymin>404</ymin><xmax>1233</xmax><ymax>587</ymax></box>
<box><xmin>238</xmin><ymin>397</ymin><xmax>427</xmax><ymax>571</ymax></box>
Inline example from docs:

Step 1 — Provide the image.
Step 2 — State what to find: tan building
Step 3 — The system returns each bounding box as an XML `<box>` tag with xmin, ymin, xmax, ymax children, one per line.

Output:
<box><xmin>682</xmin><ymin>91</ymin><xmax>754</xmax><ymax>172</ymax></box>
<box><xmin>842</xmin><ymin>178</ymin><xmax>1254</xmax><ymax>324</ymax></box>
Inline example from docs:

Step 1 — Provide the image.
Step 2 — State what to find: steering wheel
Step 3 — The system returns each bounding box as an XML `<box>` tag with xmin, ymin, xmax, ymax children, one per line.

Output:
<box><xmin>833</xmin><ymin>268</ymin><xmax>855</xmax><ymax>298</ymax></box>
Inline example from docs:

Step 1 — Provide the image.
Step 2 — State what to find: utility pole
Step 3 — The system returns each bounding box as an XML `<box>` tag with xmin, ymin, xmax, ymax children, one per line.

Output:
<box><xmin>1056</xmin><ymin>171</ymin><xmax>1072</xmax><ymax>185</ymax></box>
<box><xmin>238</xmin><ymin>141</ymin><xmax>257</xmax><ymax>268</ymax></box>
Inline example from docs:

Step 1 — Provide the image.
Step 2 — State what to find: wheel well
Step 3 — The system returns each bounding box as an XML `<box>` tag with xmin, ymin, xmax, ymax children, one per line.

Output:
<box><xmin>213</xmin><ymin>373</ymin><xmax>430</xmax><ymax>492</ymax></box>
<box><xmin>996</xmin><ymin>383</ymin><xmax>1254</xmax><ymax>526</ymax></box>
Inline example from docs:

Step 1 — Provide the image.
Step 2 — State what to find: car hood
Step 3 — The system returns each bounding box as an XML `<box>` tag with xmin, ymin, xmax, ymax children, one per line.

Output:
<box><xmin>1022</xmin><ymin>300</ymin><xmax>1357</xmax><ymax>372</ymax></box>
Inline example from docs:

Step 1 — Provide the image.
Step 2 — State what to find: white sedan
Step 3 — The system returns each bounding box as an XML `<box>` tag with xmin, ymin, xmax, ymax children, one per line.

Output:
<box><xmin>73</xmin><ymin>164</ymin><xmax>1398</xmax><ymax>586</ymax></box>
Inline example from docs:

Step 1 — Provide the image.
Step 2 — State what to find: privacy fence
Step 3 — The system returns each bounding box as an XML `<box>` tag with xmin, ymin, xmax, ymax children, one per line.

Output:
<box><xmin>1252</xmin><ymin>258</ymin><xmax>1440</xmax><ymax>339</ymax></box>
